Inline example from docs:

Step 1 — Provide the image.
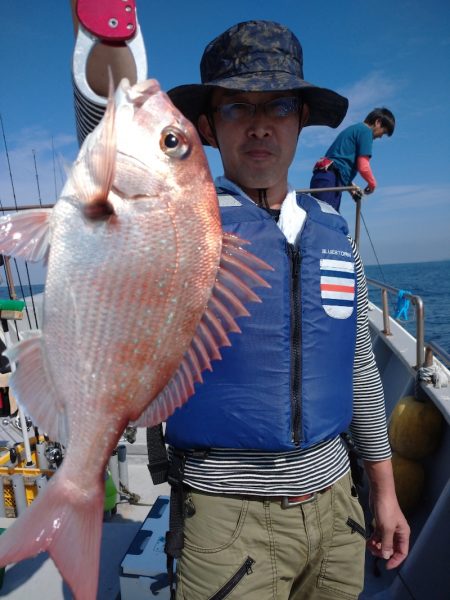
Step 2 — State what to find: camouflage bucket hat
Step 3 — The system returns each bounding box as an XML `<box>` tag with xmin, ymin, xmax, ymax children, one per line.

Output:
<box><xmin>168</xmin><ymin>20</ymin><xmax>348</xmax><ymax>145</ymax></box>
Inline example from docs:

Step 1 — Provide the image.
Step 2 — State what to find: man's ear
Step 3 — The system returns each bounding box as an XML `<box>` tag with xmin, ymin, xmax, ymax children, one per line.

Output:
<box><xmin>198</xmin><ymin>114</ymin><xmax>218</xmax><ymax>148</ymax></box>
<box><xmin>300</xmin><ymin>103</ymin><xmax>310</xmax><ymax>129</ymax></box>
<box><xmin>297</xmin><ymin>104</ymin><xmax>310</xmax><ymax>139</ymax></box>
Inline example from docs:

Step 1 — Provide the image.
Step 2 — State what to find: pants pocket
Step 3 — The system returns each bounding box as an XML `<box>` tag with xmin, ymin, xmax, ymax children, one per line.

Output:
<box><xmin>183</xmin><ymin>490</ymin><xmax>248</xmax><ymax>551</ymax></box>
<box><xmin>209</xmin><ymin>556</ymin><xmax>256</xmax><ymax>600</ymax></box>
<box><xmin>317</xmin><ymin>473</ymin><xmax>366</xmax><ymax>599</ymax></box>
<box><xmin>177</xmin><ymin>492</ymin><xmax>254</xmax><ymax>599</ymax></box>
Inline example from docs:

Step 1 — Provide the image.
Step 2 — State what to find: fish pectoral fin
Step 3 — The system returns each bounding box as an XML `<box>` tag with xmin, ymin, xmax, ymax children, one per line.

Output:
<box><xmin>131</xmin><ymin>232</ymin><xmax>273</xmax><ymax>427</ymax></box>
<box><xmin>131</xmin><ymin>355</ymin><xmax>197</xmax><ymax>427</ymax></box>
<box><xmin>0</xmin><ymin>209</ymin><xmax>52</xmax><ymax>262</ymax></box>
<box><xmin>5</xmin><ymin>333</ymin><xmax>69</xmax><ymax>444</ymax></box>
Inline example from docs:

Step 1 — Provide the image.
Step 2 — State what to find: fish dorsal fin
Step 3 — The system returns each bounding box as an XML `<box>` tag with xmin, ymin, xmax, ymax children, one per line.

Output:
<box><xmin>71</xmin><ymin>76</ymin><xmax>116</xmax><ymax>218</ymax></box>
<box><xmin>5</xmin><ymin>332</ymin><xmax>69</xmax><ymax>444</ymax></box>
<box><xmin>0</xmin><ymin>209</ymin><xmax>52</xmax><ymax>262</ymax></box>
<box><xmin>132</xmin><ymin>232</ymin><xmax>272</xmax><ymax>427</ymax></box>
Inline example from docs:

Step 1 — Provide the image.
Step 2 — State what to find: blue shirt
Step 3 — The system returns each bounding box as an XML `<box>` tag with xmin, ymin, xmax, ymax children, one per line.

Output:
<box><xmin>326</xmin><ymin>123</ymin><xmax>373</xmax><ymax>185</ymax></box>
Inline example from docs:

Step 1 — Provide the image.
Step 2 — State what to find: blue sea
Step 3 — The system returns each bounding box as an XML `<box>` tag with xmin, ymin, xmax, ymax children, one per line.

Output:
<box><xmin>365</xmin><ymin>259</ymin><xmax>450</xmax><ymax>354</ymax></box>
<box><xmin>1</xmin><ymin>259</ymin><xmax>449</xmax><ymax>353</ymax></box>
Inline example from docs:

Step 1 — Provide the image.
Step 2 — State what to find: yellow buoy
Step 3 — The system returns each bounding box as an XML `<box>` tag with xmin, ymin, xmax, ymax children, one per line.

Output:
<box><xmin>388</xmin><ymin>395</ymin><xmax>443</xmax><ymax>460</ymax></box>
<box><xmin>391</xmin><ymin>452</ymin><xmax>425</xmax><ymax>514</ymax></box>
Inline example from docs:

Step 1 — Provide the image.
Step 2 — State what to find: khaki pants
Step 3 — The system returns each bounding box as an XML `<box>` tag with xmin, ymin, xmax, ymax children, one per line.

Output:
<box><xmin>176</xmin><ymin>472</ymin><xmax>366</xmax><ymax>599</ymax></box>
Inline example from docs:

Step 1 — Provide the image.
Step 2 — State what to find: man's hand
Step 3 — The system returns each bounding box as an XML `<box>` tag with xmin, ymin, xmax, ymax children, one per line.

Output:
<box><xmin>350</xmin><ymin>186</ymin><xmax>364</xmax><ymax>201</ymax></box>
<box><xmin>367</xmin><ymin>495</ymin><xmax>410</xmax><ymax>569</ymax></box>
<box><xmin>364</xmin><ymin>185</ymin><xmax>375</xmax><ymax>195</ymax></box>
<box><xmin>364</xmin><ymin>459</ymin><xmax>410</xmax><ymax>569</ymax></box>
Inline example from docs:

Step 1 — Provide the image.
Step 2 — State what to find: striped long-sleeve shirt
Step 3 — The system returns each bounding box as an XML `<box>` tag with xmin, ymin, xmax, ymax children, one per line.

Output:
<box><xmin>179</xmin><ymin>238</ymin><xmax>391</xmax><ymax>496</ymax></box>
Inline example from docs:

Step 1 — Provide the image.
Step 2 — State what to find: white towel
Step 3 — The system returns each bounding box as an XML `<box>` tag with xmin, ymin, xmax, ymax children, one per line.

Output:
<box><xmin>215</xmin><ymin>177</ymin><xmax>306</xmax><ymax>244</ymax></box>
<box><xmin>277</xmin><ymin>186</ymin><xmax>307</xmax><ymax>244</ymax></box>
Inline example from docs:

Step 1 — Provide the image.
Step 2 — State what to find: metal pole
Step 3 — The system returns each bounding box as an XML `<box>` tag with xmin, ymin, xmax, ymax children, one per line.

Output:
<box><xmin>117</xmin><ymin>444</ymin><xmax>129</xmax><ymax>491</ymax></box>
<box><xmin>414</xmin><ymin>296</ymin><xmax>425</xmax><ymax>368</ymax></box>
<box><xmin>12</xmin><ymin>474</ymin><xmax>28</xmax><ymax>516</ymax></box>
<box><xmin>36</xmin><ymin>474</ymin><xmax>48</xmax><ymax>494</ymax></box>
<box><xmin>382</xmin><ymin>289</ymin><xmax>391</xmax><ymax>336</ymax></box>
<box><xmin>426</xmin><ymin>341</ymin><xmax>450</xmax><ymax>368</ymax></box>
<box><xmin>36</xmin><ymin>443</ymin><xmax>50</xmax><ymax>470</ymax></box>
<box><xmin>3</xmin><ymin>257</ymin><xmax>16</xmax><ymax>300</ymax></box>
<box><xmin>354</xmin><ymin>199</ymin><xmax>361</xmax><ymax>247</ymax></box>
<box><xmin>108</xmin><ymin>451</ymin><xmax>120</xmax><ymax>504</ymax></box>
<box><xmin>2</xmin><ymin>321</ymin><xmax>33</xmax><ymax>465</ymax></box>
<box><xmin>296</xmin><ymin>185</ymin><xmax>359</xmax><ymax>194</ymax></box>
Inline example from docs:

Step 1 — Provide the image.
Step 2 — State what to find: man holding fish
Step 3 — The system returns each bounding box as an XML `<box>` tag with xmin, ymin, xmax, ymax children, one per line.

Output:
<box><xmin>8</xmin><ymin>6</ymin><xmax>406</xmax><ymax>600</ymax></box>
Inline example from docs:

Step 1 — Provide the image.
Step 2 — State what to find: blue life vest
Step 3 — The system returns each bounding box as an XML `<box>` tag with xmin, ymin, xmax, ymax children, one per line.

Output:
<box><xmin>165</xmin><ymin>190</ymin><xmax>357</xmax><ymax>451</ymax></box>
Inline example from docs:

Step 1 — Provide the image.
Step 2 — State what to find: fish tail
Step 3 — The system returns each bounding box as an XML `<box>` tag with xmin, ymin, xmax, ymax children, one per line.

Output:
<box><xmin>0</xmin><ymin>471</ymin><xmax>104</xmax><ymax>600</ymax></box>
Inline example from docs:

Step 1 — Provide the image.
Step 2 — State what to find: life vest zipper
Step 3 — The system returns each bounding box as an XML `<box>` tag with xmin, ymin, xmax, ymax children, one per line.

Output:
<box><xmin>209</xmin><ymin>556</ymin><xmax>255</xmax><ymax>599</ymax></box>
<box><xmin>287</xmin><ymin>243</ymin><xmax>302</xmax><ymax>445</ymax></box>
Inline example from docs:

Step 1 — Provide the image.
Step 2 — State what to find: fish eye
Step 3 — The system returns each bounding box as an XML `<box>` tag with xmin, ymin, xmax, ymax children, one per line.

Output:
<box><xmin>160</xmin><ymin>126</ymin><xmax>190</xmax><ymax>159</ymax></box>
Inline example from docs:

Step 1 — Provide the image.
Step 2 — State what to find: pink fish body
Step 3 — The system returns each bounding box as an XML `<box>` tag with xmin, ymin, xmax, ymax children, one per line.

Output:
<box><xmin>0</xmin><ymin>79</ymin><xmax>270</xmax><ymax>599</ymax></box>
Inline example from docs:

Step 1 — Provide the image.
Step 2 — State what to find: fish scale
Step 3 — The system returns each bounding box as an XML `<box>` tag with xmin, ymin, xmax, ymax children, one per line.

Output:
<box><xmin>0</xmin><ymin>77</ymin><xmax>272</xmax><ymax>599</ymax></box>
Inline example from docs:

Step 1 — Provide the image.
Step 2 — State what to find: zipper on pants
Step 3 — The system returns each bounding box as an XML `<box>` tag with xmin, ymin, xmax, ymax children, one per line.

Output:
<box><xmin>346</xmin><ymin>517</ymin><xmax>368</xmax><ymax>539</ymax></box>
<box><xmin>209</xmin><ymin>556</ymin><xmax>255</xmax><ymax>599</ymax></box>
<box><xmin>287</xmin><ymin>242</ymin><xmax>302</xmax><ymax>445</ymax></box>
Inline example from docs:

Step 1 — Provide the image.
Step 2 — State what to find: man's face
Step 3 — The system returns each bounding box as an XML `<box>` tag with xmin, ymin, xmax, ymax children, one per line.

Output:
<box><xmin>199</xmin><ymin>89</ymin><xmax>305</xmax><ymax>202</ymax></box>
<box><xmin>372</xmin><ymin>119</ymin><xmax>388</xmax><ymax>139</ymax></box>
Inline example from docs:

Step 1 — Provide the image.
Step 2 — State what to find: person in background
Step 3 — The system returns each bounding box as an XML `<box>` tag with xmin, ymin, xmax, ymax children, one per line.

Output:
<box><xmin>70</xmin><ymin>6</ymin><xmax>409</xmax><ymax>599</ymax></box>
<box><xmin>310</xmin><ymin>108</ymin><xmax>395</xmax><ymax>211</ymax></box>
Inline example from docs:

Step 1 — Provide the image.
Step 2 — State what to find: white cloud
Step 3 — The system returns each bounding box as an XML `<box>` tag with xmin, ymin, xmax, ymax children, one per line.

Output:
<box><xmin>340</xmin><ymin>71</ymin><xmax>401</xmax><ymax>122</ymax></box>
<box><xmin>0</xmin><ymin>127</ymin><xmax>76</xmax><ymax>207</ymax></box>
<box><xmin>300</xmin><ymin>70</ymin><xmax>402</xmax><ymax>149</ymax></box>
<box><xmin>341</xmin><ymin>182</ymin><xmax>450</xmax><ymax>265</ymax></box>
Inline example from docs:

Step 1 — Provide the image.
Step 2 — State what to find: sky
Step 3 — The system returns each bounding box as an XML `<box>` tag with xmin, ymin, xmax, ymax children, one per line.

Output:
<box><xmin>0</xmin><ymin>0</ymin><xmax>449</xmax><ymax>286</ymax></box>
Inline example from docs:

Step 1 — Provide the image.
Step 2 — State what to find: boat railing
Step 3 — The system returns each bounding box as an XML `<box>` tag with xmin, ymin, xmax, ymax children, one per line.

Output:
<box><xmin>366</xmin><ymin>277</ymin><xmax>425</xmax><ymax>369</ymax></box>
<box><xmin>425</xmin><ymin>341</ymin><xmax>450</xmax><ymax>369</ymax></box>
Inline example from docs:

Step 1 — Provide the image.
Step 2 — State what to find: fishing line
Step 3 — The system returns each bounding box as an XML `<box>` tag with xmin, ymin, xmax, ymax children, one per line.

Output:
<box><xmin>361</xmin><ymin>211</ymin><xmax>387</xmax><ymax>284</ymax></box>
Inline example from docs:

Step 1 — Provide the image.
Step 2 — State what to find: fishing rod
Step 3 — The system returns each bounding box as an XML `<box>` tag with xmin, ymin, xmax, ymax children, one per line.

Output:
<box><xmin>0</xmin><ymin>115</ymin><xmax>37</xmax><ymax>329</ymax></box>
<box><xmin>26</xmin><ymin>150</ymin><xmax>45</xmax><ymax>329</ymax></box>
<box><xmin>32</xmin><ymin>149</ymin><xmax>43</xmax><ymax>206</ymax></box>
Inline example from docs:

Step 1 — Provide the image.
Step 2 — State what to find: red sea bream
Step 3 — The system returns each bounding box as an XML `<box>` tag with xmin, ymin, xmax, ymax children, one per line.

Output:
<box><xmin>0</xmin><ymin>78</ymin><xmax>270</xmax><ymax>599</ymax></box>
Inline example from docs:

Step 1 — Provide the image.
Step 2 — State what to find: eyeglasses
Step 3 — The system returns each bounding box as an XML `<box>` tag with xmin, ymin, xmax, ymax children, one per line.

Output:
<box><xmin>212</xmin><ymin>96</ymin><xmax>301</xmax><ymax>122</ymax></box>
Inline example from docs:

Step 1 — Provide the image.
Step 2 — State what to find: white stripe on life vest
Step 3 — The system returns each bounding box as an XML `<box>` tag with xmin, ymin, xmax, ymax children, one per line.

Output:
<box><xmin>320</xmin><ymin>258</ymin><xmax>354</xmax><ymax>272</ymax></box>
<box><xmin>320</xmin><ymin>276</ymin><xmax>355</xmax><ymax>287</ymax></box>
<box><xmin>321</xmin><ymin>291</ymin><xmax>355</xmax><ymax>300</ymax></box>
<box><xmin>322</xmin><ymin>304</ymin><xmax>354</xmax><ymax>319</ymax></box>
